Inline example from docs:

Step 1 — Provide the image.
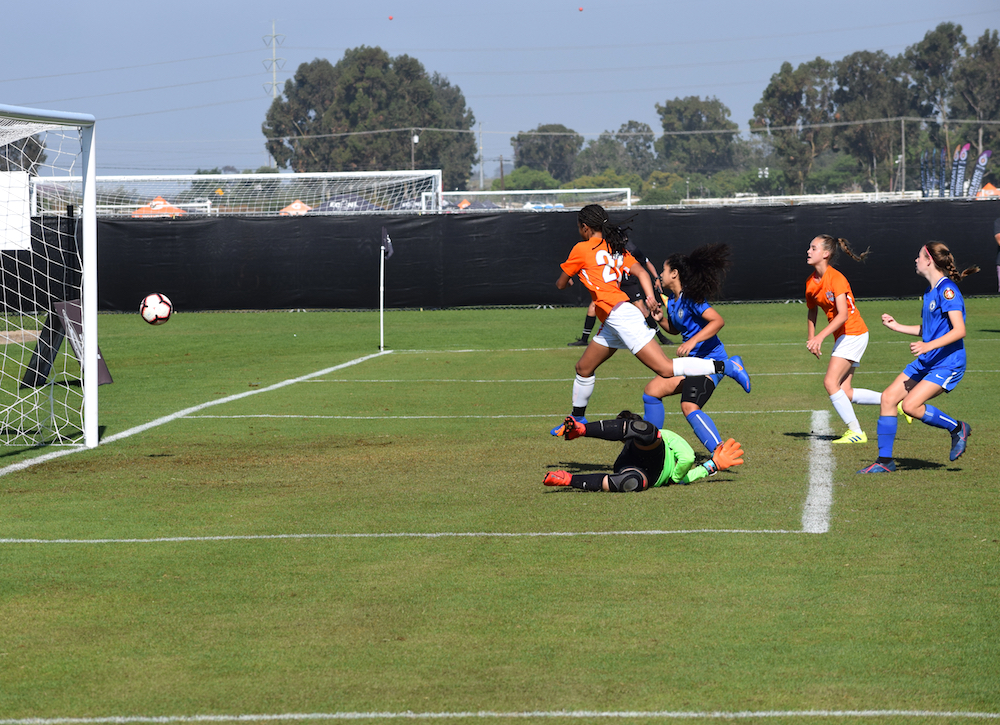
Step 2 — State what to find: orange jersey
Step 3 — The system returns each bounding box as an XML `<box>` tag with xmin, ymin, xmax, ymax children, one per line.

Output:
<box><xmin>561</xmin><ymin>237</ymin><xmax>638</xmax><ymax>321</ymax></box>
<box><xmin>805</xmin><ymin>266</ymin><xmax>868</xmax><ymax>338</ymax></box>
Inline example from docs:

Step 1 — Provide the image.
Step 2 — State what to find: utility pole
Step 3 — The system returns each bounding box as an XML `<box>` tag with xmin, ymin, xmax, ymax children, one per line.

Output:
<box><xmin>479</xmin><ymin>123</ymin><xmax>484</xmax><ymax>190</ymax></box>
<box><xmin>900</xmin><ymin>118</ymin><xmax>905</xmax><ymax>192</ymax></box>
<box><xmin>262</xmin><ymin>20</ymin><xmax>285</xmax><ymax>168</ymax></box>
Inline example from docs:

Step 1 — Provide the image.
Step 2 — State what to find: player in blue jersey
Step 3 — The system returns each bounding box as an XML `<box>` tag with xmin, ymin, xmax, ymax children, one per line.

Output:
<box><xmin>858</xmin><ymin>242</ymin><xmax>979</xmax><ymax>473</ymax></box>
<box><xmin>641</xmin><ymin>244</ymin><xmax>741</xmax><ymax>453</ymax></box>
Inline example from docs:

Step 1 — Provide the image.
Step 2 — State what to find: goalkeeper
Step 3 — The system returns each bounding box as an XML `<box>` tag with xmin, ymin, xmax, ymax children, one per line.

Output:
<box><xmin>543</xmin><ymin>411</ymin><xmax>744</xmax><ymax>492</ymax></box>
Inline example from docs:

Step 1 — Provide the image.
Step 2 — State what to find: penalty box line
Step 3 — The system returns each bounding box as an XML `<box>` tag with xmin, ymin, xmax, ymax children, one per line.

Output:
<box><xmin>1</xmin><ymin>709</ymin><xmax>998</xmax><ymax>723</ymax></box>
<box><xmin>0</xmin><ymin>351</ymin><xmax>395</xmax><ymax>479</ymax></box>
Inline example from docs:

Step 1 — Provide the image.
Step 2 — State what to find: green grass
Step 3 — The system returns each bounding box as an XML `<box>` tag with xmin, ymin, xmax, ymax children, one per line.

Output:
<box><xmin>1</xmin><ymin>301</ymin><xmax>999</xmax><ymax>723</ymax></box>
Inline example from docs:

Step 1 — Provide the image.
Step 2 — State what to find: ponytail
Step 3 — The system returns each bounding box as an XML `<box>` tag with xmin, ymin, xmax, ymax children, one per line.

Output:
<box><xmin>816</xmin><ymin>234</ymin><xmax>869</xmax><ymax>264</ymax></box>
<box><xmin>925</xmin><ymin>241</ymin><xmax>980</xmax><ymax>283</ymax></box>
<box><xmin>578</xmin><ymin>204</ymin><xmax>633</xmax><ymax>256</ymax></box>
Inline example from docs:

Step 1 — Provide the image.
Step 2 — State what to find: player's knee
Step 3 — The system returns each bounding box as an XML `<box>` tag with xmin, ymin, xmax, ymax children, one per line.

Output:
<box><xmin>607</xmin><ymin>467</ymin><xmax>649</xmax><ymax>492</ymax></box>
<box><xmin>681</xmin><ymin>376</ymin><xmax>716</xmax><ymax>408</ymax></box>
<box><xmin>622</xmin><ymin>419</ymin><xmax>659</xmax><ymax>446</ymax></box>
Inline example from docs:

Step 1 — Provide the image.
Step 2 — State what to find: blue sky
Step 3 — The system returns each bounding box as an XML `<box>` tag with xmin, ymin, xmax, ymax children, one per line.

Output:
<box><xmin>3</xmin><ymin>1</ymin><xmax>997</xmax><ymax>179</ymax></box>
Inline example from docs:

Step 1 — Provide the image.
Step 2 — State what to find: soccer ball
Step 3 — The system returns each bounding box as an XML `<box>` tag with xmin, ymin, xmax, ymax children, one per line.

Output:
<box><xmin>139</xmin><ymin>293</ymin><xmax>173</xmax><ymax>325</ymax></box>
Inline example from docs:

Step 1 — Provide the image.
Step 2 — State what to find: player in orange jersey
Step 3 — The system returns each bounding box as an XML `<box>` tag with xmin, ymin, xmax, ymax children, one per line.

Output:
<box><xmin>805</xmin><ymin>234</ymin><xmax>882</xmax><ymax>444</ymax></box>
<box><xmin>552</xmin><ymin>205</ymin><xmax>749</xmax><ymax>434</ymax></box>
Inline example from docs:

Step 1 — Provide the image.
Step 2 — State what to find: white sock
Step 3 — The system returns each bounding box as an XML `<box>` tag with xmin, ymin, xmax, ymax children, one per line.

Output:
<box><xmin>851</xmin><ymin>388</ymin><xmax>881</xmax><ymax>406</ymax></box>
<box><xmin>671</xmin><ymin>357</ymin><xmax>715</xmax><ymax>377</ymax></box>
<box><xmin>572</xmin><ymin>374</ymin><xmax>596</xmax><ymax>409</ymax></box>
<box><xmin>830</xmin><ymin>389</ymin><xmax>861</xmax><ymax>432</ymax></box>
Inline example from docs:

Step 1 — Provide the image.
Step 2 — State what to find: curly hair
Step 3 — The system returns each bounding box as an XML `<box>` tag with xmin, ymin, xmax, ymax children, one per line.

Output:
<box><xmin>664</xmin><ymin>243</ymin><xmax>731</xmax><ymax>303</ymax></box>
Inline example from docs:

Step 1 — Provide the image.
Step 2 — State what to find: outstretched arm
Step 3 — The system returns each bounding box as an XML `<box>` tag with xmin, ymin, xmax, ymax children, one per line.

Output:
<box><xmin>881</xmin><ymin>313</ymin><xmax>921</xmax><ymax>337</ymax></box>
<box><xmin>675</xmin><ymin>438</ymin><xmax>744</xmax><ymax>485</ymax></box>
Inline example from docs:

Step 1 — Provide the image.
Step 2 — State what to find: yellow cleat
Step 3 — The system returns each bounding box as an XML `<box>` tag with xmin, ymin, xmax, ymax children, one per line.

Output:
<box><xmin>833</xmin><ymin>430</ymin><xmax>868</xmax><ymax>444</ymax></box>
<box><xmin>897</xmin><ymin>402</ymin><xmax>913</xmax><ymax>424</ymax></box>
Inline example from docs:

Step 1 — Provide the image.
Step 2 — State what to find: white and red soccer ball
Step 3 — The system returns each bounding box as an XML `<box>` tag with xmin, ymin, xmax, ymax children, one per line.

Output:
<box><xmin>139</xmin><ymin>292</ymin><xmax>173</xmax><ymax>325</ymax></box>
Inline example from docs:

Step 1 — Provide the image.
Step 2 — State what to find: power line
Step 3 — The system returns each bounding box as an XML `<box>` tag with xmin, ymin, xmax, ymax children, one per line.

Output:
<box><xmin>0</xmin><ymin>49</ymin><xmax>262</xmax><ymax>85</ymax></box>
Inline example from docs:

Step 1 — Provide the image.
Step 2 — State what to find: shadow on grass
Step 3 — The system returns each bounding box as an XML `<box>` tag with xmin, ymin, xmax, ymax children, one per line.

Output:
<box><xmin>0</xmin><ymin>425</ymin><xmax>106</xmax><ymax>460</ymax></box>
<box><xmin>783</xmin><ymin>430</ymin><xmax>838</xmax><ymax>441</ymax></box>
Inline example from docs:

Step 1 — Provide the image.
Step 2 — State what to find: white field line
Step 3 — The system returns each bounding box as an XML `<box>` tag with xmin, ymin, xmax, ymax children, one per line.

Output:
<box><xmin>0</xmin><ymin>709</ymin><xmax>997</xmax><ymax>723</ymax></box>
<box><xmin>300</xmin><ymin>368</ymin><xmax>1000</xmax><ymax>384</ymax></box>
<box><xmin>802</xmin><ymin>410</ymin><xmax>834</xmax><ymax>534</ymax></box>
<box><xmin>390</xmin><ymin>339</ymin><xmax>1000</xmax><ymax>355</ymax></box>
<box><xmin>0</xmin><ymin>529</ymin><xmax>804</xmax><ymax>545</ymax></box>
<box><xmin>0</xmin><ymin>352</ymin><xmax>394</xmax><ymax>479</ymax></box>
<box><xmin>184</xmin><ymin>409</ymin><xmax>817</xmax><ymax>420</ymax></box>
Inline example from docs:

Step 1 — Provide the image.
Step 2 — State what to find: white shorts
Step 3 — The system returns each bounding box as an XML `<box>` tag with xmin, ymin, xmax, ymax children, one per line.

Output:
<box><xmin>592</xmin><ymin>303</ymin><xmax>657</xmax><ymax>355</ymax></box>
<box><xmin>831</xmin><ymin>331</ymin><xmax>869</xmax><ymax>366</ymax></box>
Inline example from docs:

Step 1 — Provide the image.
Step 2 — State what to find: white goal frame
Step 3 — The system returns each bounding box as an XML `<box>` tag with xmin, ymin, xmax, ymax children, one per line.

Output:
<box><xmin>0</xmin><ymin>103</ymin><xmax>98</xmax><ymax>448</ymax></box>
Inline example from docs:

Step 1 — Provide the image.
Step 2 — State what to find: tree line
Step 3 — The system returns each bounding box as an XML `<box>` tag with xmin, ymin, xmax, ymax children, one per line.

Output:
<box><xmin>261</xmin><ymin>24</ymin><xmax>999</xmax><ymax>201</ymax></box>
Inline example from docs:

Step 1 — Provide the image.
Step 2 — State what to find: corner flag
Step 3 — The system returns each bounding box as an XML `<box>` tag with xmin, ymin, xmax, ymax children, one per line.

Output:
<box><xmin>381</xmin><ymin>226</ymin><xmax>394</xmax><ymax>259</ymax></box>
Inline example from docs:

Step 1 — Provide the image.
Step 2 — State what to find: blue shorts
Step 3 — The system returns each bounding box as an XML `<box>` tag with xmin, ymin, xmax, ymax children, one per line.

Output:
<box><xmin>903</xmin><ymin>359</ymin><xmax>964</xmax><ymax>391</ymax></box>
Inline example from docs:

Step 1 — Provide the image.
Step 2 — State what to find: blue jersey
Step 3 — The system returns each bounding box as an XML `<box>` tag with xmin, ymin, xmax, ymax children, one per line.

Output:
<box><xmin>662</xmin><ymin>292</ymin><xmax>727</xmax><ymax>361</ymax></box>
<box><xmin>919</xmin><ymin>277</ymin><xmax>966</xmax><ymax>370</ymax></box>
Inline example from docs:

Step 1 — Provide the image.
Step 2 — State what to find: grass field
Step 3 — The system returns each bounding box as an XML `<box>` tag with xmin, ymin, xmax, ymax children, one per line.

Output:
<box><xmin>2</xmin><ymin>300</ymin><xmax>999</xmax><ymax>724</ymax></box>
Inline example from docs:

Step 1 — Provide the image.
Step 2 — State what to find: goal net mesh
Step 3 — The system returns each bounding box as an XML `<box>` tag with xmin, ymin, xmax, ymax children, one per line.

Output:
<box><xmin>31</xmin><ymin>170</ymin><xmax>443</xmax><ymax>217</ymax></box>
<box><xmin>0</xmin><ymin>117</ymin><xmax>88</xmax><ymax>445</ymax></box>
<box><xmin>440</xmin><ymin>188</ymin><xmax>632</xmax><ymax>211</ymax></box>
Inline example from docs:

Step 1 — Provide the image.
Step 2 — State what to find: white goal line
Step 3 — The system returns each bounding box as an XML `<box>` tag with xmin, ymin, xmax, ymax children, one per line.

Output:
<box><xmin>0</xmin><ymin>708</ymin><xmax>996</xmax><ymax>723</ymax></box>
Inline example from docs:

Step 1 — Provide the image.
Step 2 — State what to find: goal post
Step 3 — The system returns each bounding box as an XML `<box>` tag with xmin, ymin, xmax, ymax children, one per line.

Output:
<box><xmin>0</xmin><ymin>103</ymin><xmax>98</xmax><ymax>448</ymax></box>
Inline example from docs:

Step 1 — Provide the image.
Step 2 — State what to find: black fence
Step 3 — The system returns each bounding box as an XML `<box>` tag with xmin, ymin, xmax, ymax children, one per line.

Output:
<box><xmin>95</xmin><ymin>201</ymin><xmax>1000</xmax><ymax>312</ymax></box>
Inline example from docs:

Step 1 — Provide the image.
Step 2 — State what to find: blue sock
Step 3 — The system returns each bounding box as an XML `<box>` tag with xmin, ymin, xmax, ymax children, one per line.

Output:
<box><xmin>643</xmin><ymin>393</ymin><xmax>664</xmax><ymax>428</ymax></box>
<box><xmin>876</xmin><ymin>415</ymin><xmax>898</xmax><ymax>459</ymax></box>
<box><xmin>686</xmin><ymin>409</ymin><xmax>723</xmax><ymax>452</ymax></box>
<box><xmin>921</xmin><ymin>404</ymin><xmax>958</xmax><ymax>431</ymax></box>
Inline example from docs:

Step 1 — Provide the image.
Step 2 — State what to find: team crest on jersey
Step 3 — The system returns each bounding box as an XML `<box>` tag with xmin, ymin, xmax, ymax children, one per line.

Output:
<box><xmin>929</xmin><ymin>301</ymin><xmax>937</xmax><ymax>311</ymax></box>
<box><xmin>677</xmin><ymin>309</ymin><xmax>685</xmax><ymax>320</ymax></box>
<box><xmin>826</xmin><ymin>291</ymin><xmax>835</xmax><ymax>303</ymax></box>
<box><xmin>943</xmin><ymin>287</ymin><xmax>955</xmax><ymax>300</ymax></box>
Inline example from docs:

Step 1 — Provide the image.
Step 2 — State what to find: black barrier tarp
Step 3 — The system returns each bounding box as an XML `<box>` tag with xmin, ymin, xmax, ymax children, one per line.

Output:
<box><xmin>96</xmin><ymin>201</ymin><xmax>1000</xmax><ymax>311</ymax></box>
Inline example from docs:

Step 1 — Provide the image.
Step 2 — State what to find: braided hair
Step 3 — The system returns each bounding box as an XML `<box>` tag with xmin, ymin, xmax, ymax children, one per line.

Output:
<box><xmin>814</xmin><ymin>234</ymin><xmax>870</xmax><ymax>264</ymax></box>
<box><xmin>578</xmin><ymin>203</ymin><xmax>632</xmax><ymax>256</ymax></box>
<box><xmin>924</xmin><ymin>241</ymin><xmax>980</xmax><ymax>283</ymax></box>
<box><xmin>664</xmin><ymin>243</ymin><xmax>731</xmax><ymax>304</ymax></box>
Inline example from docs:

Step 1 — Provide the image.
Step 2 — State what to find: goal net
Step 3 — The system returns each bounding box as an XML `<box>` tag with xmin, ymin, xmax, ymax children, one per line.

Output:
<box><xmin>0</xmin><ymin>104</ymin><xmax>98</xmax><ymax>448</ymax></box>
<box><xmin>440</xmin><ymin>187</ymin><xmax>632</xmax><ymax>211</ymax></box>
<box><xmin>37</xmin><ymin>169</ymin><xmax>443</xmax><ymax>217</ymax></box>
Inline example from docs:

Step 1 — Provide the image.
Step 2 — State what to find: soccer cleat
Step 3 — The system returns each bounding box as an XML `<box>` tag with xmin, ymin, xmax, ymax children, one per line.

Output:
<box><xmin>724</xmin><ymin>355</ymin><xmax>751</xmax><ymax>393</ymax></box>
<box><xmin>897</xmin><ymin>402</ymin><xmax>913</xmax><ymax>424</ymax></box>
<box><xmin>949</xmin><ymin>421</ymin><xmax>971</xmax><ymax>461</ymax></box>
<box><xmin>857</xmin><ymin>460</ymin><xmax>896</xmax><ymax>474</ymax></box>
<box><xmin>561</xmin><ymin>416</ymin><xmax>587</xmax><ymax>440</ymax></box>
<box><xmin>550</xmin><ymin>416</ymin><xmax>587</xmax><ymax>436</ymax></box>
<box><xmin>543</xmin><ymin>470</ymin><xmax>572</xmax><ymax>486</ymax></box>
<box><xmin>833</xmin><ymin>430</ymin><xmax>867</xmax><ymax>444</ymax></box>
<box><xmin>567</xmin><ymin>339</ymin><xmax>589</xmax><ymax>347</ymax></box>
